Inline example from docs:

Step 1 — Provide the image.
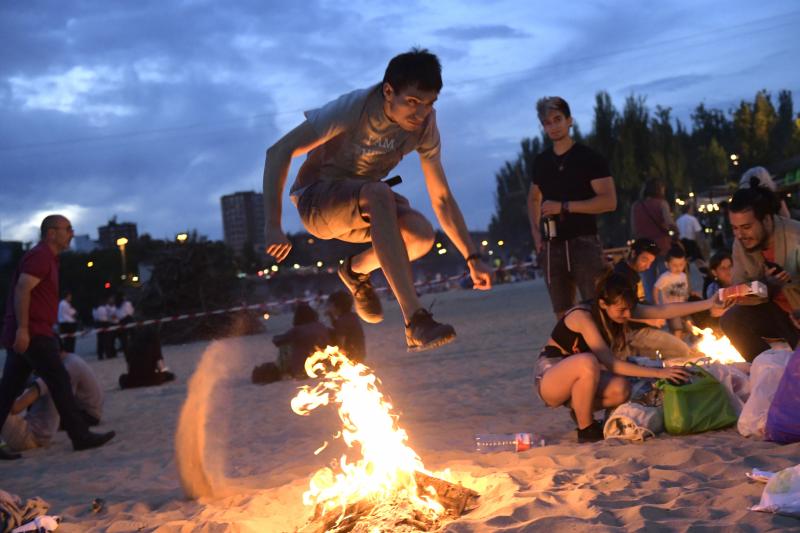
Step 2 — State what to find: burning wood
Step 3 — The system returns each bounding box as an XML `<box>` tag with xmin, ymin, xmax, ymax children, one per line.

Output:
<box><xmin>291</xmin><ymin>347</ymin><xmax>479</xmax><ymax>532</ymax></box>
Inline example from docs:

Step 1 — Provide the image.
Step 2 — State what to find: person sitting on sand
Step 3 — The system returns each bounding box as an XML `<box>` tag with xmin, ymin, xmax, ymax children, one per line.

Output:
<box><xmin>273</xmin><ymin>303</ymin><xmax>332</xmax><ymax>378</ymax></box>
<box><xmin>2</xmin><ymin>346</ymin><xmax>105</xmax><ymax>452</ymax></box>
<box><xmin>119</xmin><ymin>327</ymin><xmax>175</xmax><ymax>389</ymax></box>
<box><xmin>534</xmin><ymin>270</ymin><xmax>729</xmax><ymax>443</ymax></box>
<box><xmin>325</xmin><ymin>290</ymin><xmax>366</xmax><ymax>363</ymax></box>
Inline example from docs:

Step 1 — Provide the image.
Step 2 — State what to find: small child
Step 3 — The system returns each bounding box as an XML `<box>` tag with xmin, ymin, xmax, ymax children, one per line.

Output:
<box><xmin>703</xmin><ymin>250</ymin><xmax>733</xmax><ymax>299</ymax></box>
<box><xmin>653</xmin><ymin>244</ymin><xmax>691</xmax><ymax>339</ymax></box>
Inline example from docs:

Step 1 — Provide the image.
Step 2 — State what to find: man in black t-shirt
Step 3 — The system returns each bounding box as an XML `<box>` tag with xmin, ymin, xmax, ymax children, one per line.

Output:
<box><xmin>527</xmin><ymin>97</ymin><xmax>617</xmax><ymax>318</ymax></box>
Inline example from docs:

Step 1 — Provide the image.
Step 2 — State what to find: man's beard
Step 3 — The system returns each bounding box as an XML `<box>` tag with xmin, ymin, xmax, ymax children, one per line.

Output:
<box><xmin>742</xmin><ymin>231</ymin><xmax>770</xmax><ymax>252</ymax></box>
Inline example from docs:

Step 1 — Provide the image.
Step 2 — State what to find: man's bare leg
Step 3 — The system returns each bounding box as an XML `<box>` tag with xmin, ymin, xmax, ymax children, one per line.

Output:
<box><xmin>350</xmin><ymin>212</ymin><xmax>434</xmax><ymax>276</ymax></box>
<box><xmin>354</xmin><ymin>182</ymin><xmax>428</xmax><ymax>323</ymax></box>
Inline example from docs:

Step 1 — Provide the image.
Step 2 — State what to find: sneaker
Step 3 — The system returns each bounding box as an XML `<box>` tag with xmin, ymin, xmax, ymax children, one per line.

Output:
<box><xmin>405</xmin><ymin>309</ymin><xmax>456</xmax><ymax>352</ymax></box>
<box><xmin>73</xmin><ymin>430</ymin><xmax>116</xmax><ymax>451</ymax></box>
<box><xmin>576</xmin><ymin>420</ymin><xmax>604</xmax><ymax>443</ymax></box>
<box><xmin>338</xmin><ymin>257</ymin><xmax>383</xmax><ymax>323</ymax></box>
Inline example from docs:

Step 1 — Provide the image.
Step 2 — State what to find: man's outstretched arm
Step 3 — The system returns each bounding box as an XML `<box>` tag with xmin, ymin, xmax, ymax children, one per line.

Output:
<box><xmin>262</xmin><ymin>121</ymin><xmax>331</xmax><ymax>262</ymax></box>
<box><xmin>420</xmin><ymin>157</ymin><xmax>493</xmax><ymax>290</ymax></box>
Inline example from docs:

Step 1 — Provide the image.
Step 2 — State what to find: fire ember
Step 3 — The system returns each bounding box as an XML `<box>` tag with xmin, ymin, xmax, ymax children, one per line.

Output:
<box><xmin>291</xmin><ymin>346</ymin><xmax>478</xmax><ymax>532</ymax></box>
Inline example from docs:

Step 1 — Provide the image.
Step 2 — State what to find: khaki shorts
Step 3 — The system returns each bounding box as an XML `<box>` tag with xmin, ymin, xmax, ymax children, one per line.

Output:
<box><xmin>294</xmin><ymin>178</ymin><xmax>416</xmax><ymax>243</ymax></box>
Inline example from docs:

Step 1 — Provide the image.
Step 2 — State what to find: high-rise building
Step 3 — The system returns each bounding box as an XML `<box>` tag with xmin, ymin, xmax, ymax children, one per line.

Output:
<box><xmin>98</xmin><ymin>217</ymin><xmax>138</xmax><ymax>250</ymax></box>
<box><xmin>221</xmin><ymin>191</ymin><xmax>265</xmax><ymax>255</ymax></box>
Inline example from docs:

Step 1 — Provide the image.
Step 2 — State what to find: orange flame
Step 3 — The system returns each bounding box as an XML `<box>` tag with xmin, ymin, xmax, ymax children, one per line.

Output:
<box><xmin>291</xmin><ymin>346</ymin><xmax>445</xmax><ymax>521</ymax></box>
<box><xmin>690</xmin><ymin>326</ymin><xmax>746</xmax><ymax>364</ymax></box>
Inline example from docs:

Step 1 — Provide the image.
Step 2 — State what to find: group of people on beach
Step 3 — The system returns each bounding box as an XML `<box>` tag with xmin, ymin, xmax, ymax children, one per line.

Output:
<box><xmin>1</xmin><ymin>48</ymin><xmax>797</xmax><ymax>462</ymax></box>
<box><xmin>261</xmin><ymin>48</ymin><xmax>800</xmax><ymax>443</ymax></box>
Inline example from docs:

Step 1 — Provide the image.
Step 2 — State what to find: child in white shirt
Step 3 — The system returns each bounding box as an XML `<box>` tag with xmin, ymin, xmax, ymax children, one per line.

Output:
<box><xmin>654</xmin><ymin>245</ymin><xmax>690</xmax><ymax>339</ymax></box>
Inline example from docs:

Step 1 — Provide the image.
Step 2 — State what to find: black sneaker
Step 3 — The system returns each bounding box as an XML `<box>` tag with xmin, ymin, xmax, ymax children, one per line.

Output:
<box><xmin>576</xmin><ymin>420</ymin><xmax>605</xmax><ymax>443</ymax></box>
<box><xmin>405</xmin><ymin>309</ymin><xmax>456</xmax><ymax>352</ymax></box>
<box><xmin>338</xmin><ymin>257</ymin><xmax>383</xmax><ymax>323</ymax></box>
<box><xmin>0</xmin><ymin>441</ymin><xmax>21</xmax><ymax>460</ymax></box>
<box><xmin>73</xmin><ymin>430</ymin><xmax>116</xmax><ymax>451</ymax></box>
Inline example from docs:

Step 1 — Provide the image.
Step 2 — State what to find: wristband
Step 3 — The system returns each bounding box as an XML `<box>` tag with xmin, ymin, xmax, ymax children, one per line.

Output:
<box><xmin>466</xmin><ymin>253</ymin><xmax>482</xmax><ymax>264</ymax></box>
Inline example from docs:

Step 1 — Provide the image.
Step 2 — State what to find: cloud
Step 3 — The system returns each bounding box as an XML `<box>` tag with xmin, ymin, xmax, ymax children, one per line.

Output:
<box><xmin>435</xmin><ymin>24</ymin><xmax>530</xmax><ymax>41</ymax></box>
<box><xmin>621</xmin><ymin>74</ymin><xmax>712</xmax><ymax>95</ymax></box>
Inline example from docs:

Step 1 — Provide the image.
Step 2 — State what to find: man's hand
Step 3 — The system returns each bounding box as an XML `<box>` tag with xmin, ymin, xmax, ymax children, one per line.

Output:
<box><xmin>640</xmin><ymin>318</ymin><xmax>666</xmax><ymax>328</ymax></box>
<box><xmin>766</xmin><ymin>265</ymin><xmax>791</xmax><ymax>286</ymax></box>
<box><xmin>469</xmin><ymin>260</ymin><xmax>493</xmax><ymax>291</ymax></box>
<box><xmin>265</xmin><ymin>225</ymin><xmax>292</xmax><ymax>262</ymax></box>
<box><xmin>13</xmin><ymin>327</ymin><xmax>29</xmax><ymax>354</ymax></box>
<box><xmin>541</xmin><ymin>200</ymin><xmax>562</xmax><ymax>217</ymax></box>
<box><xmin>532</xmin><ymin>229</ymin><xmax>543</xmax><ymax>254</ymax></box>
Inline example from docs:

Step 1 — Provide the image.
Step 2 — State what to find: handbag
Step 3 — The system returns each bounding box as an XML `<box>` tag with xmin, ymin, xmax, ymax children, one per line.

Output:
<box><xmin>655</xmin><ymin>363</ymin><xmax>738</xmax><ymax>435</ymax></box>
<box><xmin>603</xmin><ymin>402</ymin><xmax>664</xmax><ymax>442</ymax></box>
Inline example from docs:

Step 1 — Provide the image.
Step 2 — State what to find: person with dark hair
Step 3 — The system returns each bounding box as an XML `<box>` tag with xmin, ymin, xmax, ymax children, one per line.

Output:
<box><xmin>325</xmin><ymin>290</ymin><xmax>366</xmax><ymax>363</ymax></box>
<box><xmin>0</xmin><ymin>215</ymin><xmax>115</xmax><ymax>460</ymax></box>
<box><xmin>57</xmin><ymin>290</ymin><xmax>78</xmax><ymax>353</ymax></box>
<box><xmin>614</xmin><ymin>239</ymin><xmax>692</xmax><ymax>359</ymax></box>
<box><xmin>118</xmin><ymin>327</ymin><xmax>175</xmax><ymax>389</ymax></box>
<box><xmin>273</xmin><ymin>302</ymin><xmax>332</xmax><ymax>377</ymax></box>
<box><xmin>535</xmin><ymin>270</ymin><xmax>727</xmax><ymax>443</ymax></box>
<box><xmin>720</xmin><ymin>179</ymin><xmax>800</xmax><ymax>361</ymax></box>
<box><xmin>527</xmin><ymin>96</ymin><xmax>617</xmax><ymax>319</ymax></box>
<box><xmin>631</xmin><ymin>178</ymin><xmax>677</xmax><ymax>302</ymax></box>
<box><xmin>654</xmin><ymin>244</ymin><xmax>691</xmax><ymax>340</ymax></box>
<box><xmin>262</xmin><ymin>48</ymin><xmax>492</xmax><ymax>353</ymax></box>
<box><xmin>703</xmin><ymin>250</ymin><xmax>733</xmax><ymax>299</ymax></box>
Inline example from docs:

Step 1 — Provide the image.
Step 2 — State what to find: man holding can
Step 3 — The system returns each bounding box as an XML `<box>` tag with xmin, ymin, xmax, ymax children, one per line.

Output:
<box><xmin>526</xmin><ymin>97</ymin><xmax>617</xmax><ymax>319</ymax></box>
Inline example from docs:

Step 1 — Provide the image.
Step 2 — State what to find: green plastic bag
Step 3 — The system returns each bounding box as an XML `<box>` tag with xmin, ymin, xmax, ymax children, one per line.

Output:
<box><xmin>655</xmin><ymin>364</ymin><xmax>738</xmax><ymax>435</ymax></box>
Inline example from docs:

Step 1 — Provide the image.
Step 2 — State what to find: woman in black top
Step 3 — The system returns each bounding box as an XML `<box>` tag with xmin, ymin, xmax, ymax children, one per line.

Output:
<box><xmin>535</xmin><ymin>270</ymin><xmax>729</xmax><ymax>442</ymax></box>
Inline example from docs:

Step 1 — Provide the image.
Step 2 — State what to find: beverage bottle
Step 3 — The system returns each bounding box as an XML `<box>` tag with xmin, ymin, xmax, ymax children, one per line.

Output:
<box><xmin>542</xmin><ymin>217</ymin><xmax>557</xmax><ymax>240</ymax></box>
<box><xmin>474</xmin><ymin>432</ymin><xmax>546</xmax><ymax>453</ymax></box>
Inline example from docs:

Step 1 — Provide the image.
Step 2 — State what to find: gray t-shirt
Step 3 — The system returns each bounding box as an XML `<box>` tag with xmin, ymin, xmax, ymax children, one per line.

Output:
<box><xmin>291</xmin><ymin>84</ymin><xmax>441</xmax><ymax>194</ymax></box>
<box><xmin>26</xmin><ymin>353</ymin><xmax>104</xmax><ymax>444</ymax></box>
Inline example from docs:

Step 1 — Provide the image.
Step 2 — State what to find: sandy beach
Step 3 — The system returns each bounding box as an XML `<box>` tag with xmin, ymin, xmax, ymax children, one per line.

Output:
<box><xmin>1</xmin><ymin>279</ymin><xmax>798</xmax><ymax>532</ymax></box>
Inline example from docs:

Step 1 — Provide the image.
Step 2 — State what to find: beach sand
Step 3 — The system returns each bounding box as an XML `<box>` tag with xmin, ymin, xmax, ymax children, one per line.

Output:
<box><xmin>1</xmin><ymin>279</ymin><xmax>798</xmax><ymax>531</ymax></box>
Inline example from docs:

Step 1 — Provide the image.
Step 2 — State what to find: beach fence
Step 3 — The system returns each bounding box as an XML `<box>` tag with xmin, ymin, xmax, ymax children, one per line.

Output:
<box><xmin>61</xmin><ymin>248</ymin><xmax>623</xmax><ymax>341</ymax></box>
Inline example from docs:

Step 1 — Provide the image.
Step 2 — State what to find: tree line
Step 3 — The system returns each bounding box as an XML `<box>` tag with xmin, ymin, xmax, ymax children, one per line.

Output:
<box><xmin>489</xmin><ymin>89</ymin><xmax>800</xmax><ymax>255</ymax></box>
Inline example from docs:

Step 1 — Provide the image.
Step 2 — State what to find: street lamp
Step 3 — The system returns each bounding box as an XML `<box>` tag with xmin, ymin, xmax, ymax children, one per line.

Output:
<box><xmin>176</xmin><ymin>232</ymin><xmax>188</xmax><ymax>243</ymax></box>
<box><xmin>116</xmin><ymin>237</ymin><xmax>128</xmax><ymax>280</ymax></box>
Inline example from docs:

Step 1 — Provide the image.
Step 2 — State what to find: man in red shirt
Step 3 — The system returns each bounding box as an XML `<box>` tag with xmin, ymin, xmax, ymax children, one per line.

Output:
<box><xmin>0</xmin><ymin>215</ymin><xmax>115</xmax><ymax>459</ymax></box>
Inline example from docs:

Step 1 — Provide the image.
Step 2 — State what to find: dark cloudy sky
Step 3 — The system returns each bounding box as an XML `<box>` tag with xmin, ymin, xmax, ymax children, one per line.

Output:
<box><xmin>2</xmin><ymin>1</ymin><xmax>799</xmax><ymax>244</ymax></box>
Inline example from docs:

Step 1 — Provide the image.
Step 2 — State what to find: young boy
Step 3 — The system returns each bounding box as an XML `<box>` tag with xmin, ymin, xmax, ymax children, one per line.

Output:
<box><xmin>653</xmin><ymin>245</ymin><xmax>691</xmax><ymax>339</ymax></box>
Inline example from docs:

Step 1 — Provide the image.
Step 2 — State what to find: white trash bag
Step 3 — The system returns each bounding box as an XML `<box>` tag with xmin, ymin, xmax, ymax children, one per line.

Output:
<box><xmin>702</xmin><ymin>362</ymin><xmax>751</xmax><ymax>415</ymax></box>
<box><xmin>604</xmin><ymin>402</ymin><xmax>664</xmax><ymax>443</ymax></box>
<box><xmin>738</xmin><ymin>349</ymin><xmax>792</xmax><ymax>438</ymax></box>
<box><xmin>751</xmin><ymin>464</ymin><xmax>800</xmax><ymax>517</ymax></box>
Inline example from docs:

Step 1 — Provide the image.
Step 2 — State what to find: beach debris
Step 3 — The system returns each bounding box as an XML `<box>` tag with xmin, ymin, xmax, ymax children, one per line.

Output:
<box><xmin>292</xmin><ymin>346</ymin><xmax>478</xmax><ymax>531</ymax></box>
<box><xmin>750</xmin><ymin>464</ymin><xmax>800</xmax><ymax>518</ymax></box>
<box><xmin>690</xmin><ymin>326</ymin><xmax>746</xmax><ymax>364</ymax></box>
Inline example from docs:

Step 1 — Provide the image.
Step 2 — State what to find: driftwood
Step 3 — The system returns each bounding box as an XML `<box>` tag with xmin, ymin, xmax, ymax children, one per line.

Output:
<box><xmin>298</xmin><ymin>471</ymin><xmax>479</xmax><ymax>533</ymax></box>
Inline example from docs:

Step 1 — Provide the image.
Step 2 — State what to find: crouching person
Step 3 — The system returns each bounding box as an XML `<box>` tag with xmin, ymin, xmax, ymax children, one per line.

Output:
<box><xmin>1</xmin><ymin>347</ymin><xmax>104</xmax><ymax>452</ymax></box>
<box><xmin>534</xmin><ymin>271</ymin><xmax>728</xmax><ymax>443</ymax></box>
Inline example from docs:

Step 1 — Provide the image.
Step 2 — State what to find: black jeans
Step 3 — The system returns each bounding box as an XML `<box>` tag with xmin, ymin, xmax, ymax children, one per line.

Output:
<box><xmin>0</xmin><ymin>335</ymin><xmax>89</xmax><ymax>442</ymax></box>
<box><xmin>719</xmin><ymin>302</ymin><xmax>799</xmax><ymax>362</ymax></box>
<box><xmin>59</xmin><ymin>322</ymin><xmax>78</xmax><ymax>353</ymax></box>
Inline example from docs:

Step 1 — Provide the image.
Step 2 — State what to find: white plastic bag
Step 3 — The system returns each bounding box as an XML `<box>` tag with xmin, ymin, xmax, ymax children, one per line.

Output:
<box><xmin>702</xmin><ymin>362</ymin><xmax>751</xmax><ymax>415</ymax></box>
<box><xmin>751</xmin><ymin>464</ymin><xmax>800</xmax><ymax>517</ymax></box>
<box><xmin>738</xmin><ymin>349</ymin><xmax>792</xmax><ymax>438</ymax></box>
<box><xmin>604</xmin><ymin>402</ymin><xmax>664</xmax><ymax>442</ymax></box>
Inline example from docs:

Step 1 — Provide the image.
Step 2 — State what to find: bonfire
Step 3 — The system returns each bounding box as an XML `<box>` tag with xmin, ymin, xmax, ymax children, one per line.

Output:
<box><xmin>291</xmin><ymin>346</ymin><xmax>478</xmax><ymax>532</ymax></box>
<box><xmin>690</xmin><ymin>326</ymin><xmax>746</xmax><ymax>365</ymax></box>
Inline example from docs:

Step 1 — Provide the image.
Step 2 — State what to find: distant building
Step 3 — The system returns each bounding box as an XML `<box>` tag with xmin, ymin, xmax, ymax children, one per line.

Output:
<box><xmin>98</xmin><ymin>217</ymin><xmax>138</xmax><ymax>249</ymax></box>
<box><xmin>72</xmin><ymin>234</ymin><xmax>98</xmax><ymax>253</ymax></box>
<box><xmin>221</xmin><ymin>191</ymin><xmax>265</xmax><ymax>255</ymax></box>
